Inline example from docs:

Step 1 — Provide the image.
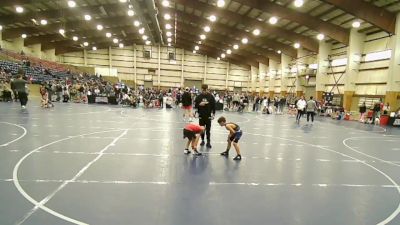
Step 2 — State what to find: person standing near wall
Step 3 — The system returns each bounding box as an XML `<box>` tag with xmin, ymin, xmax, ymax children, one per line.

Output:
<box><xmin>296</xmin><ymin>96</ymin><xmax>307</xmax><ymax>124</ymax></box>
<box><xmin>195</xmin><ymin>84</ymin><xmax>216</xmax><ymax>148</ymax></box>
<box><xmin>182</xmin><ymin>87</ymin><xmax>193</xmax><ymax>122</ymax></box>
<box><xmin>306</xmin><ymin>96</ymin><xmax>317</xmax><ymax>124</ymax></box>
<box><xmin>359</xmin><ymin>102</ymin><xmax>367</xmax><ymax>123</ymax></box>
<box><xmin>11</xmin><ymin>69</ymin><xmax>28</xmax><ymax>109</ymax></box>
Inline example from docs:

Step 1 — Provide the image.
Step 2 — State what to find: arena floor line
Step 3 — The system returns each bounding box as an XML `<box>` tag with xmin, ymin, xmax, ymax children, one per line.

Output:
<box><xmin>0</xmin><ymin>102</ymin><xmax>400</xmax><ymax>225</ymax></box>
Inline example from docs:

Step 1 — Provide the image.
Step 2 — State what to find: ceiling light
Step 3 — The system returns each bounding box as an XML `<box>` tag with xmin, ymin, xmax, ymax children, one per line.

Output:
<box><xmin>204</xmin><ymin>26</ymin><xmax>211</xmax><ymax>32</ymax></box>
<box><xmin>106</xmin><ymin>32</ymin><xmax>112</xmax><ymax>38</ymax></box>
<box><xmin>193</xmin><ymin>50</ymin><xmax>197</xmax><ymax>54</ymax></box>
<box><xmin>294</xmin><ymin>43</ymin><xmax>300</xmax><ymax>49</ymax></box>
<box><xmin>166</xmin><ymin>24</ymin><xmax>172</xmax><ymax>29</ymax></box>
<box><xmin>217</xmin><ymin>0</ymin><xmax>225</xmax><ymax>8</ymax></box>
<box><xmin>134</xmin><ymin>21</ymin><xmax>140</xmax><ymax>27</ymax></box>
<box><xmin>92</xmin><ymin>46</ymin><xmax>97</xmax><ymax>51</ymax></box>
<box><xmin>294</xmin><ymin>0</ymin><xmax>304</xmax><ymax>8</ymax></box>
<box><xmin>166</xmin><ymin>31</ymin><xmax>172</xmax><ymax>37</ymax></box>
<box><xmin>317</xmin><ymin>33</ymin><xmax>325</xmax><ymax>41</ymax></box>
<box><xmin>73</xmin><ymin>36</ymin><xmax>79</xmax><ymax>41</ymax></box>
<box><xmin>142</xmin><ymin>35</ymin><xmax>148</xmax><ymax>40</ymax></box>
<box><xmin>127</xmin><ymin>9</ymin><xmax>135</xmax><ymax>17</ymax></box>
<box><xmin>352</xmin><ymin>21</ymin><xmax>361</xmax><ymax>28</ymax></box>
<box><xmin>83</xmin><ymin>42</ymin><xmax>89</xmax><ymax>46</ymax></box>
<box><xmin>0</xmin><ymin>25</ymin><xmax>3</xmax><ymax>31</ymax></box>
<box><xmin>15</xmin><ymin>6</ymin><xmax>24</xmax><ymax>13</ymax></box>
<box><xmin>96</xmin><ymin>25</ymin><xmax>103</xmax><ymax>30</ymax></box>
<box><xmin>241</xmin><ymin>38</ymin><xmax>248</xmax><ymax>44</ymax></box>
<box><xmin>200</xmin><ymin>34</ymin><xmax>206</xmax><ymax>40</ymax></box>
<box><xmin>277</xmin><ymin>50</ymin><xmax>282</xmax><ymax>54</ymax></box>
<box><xmin>113</xmin><ymin>38</ymin><xmax>119</xmax><ymax>43</ymax></box>
<box><xmin>233</xmin><ymin>44</ymin><xmax>239</xmax><ymax>50</ymax></box>
<box><xmin>146</xmin><ymin>40</ymin><xmax>151</xmax><ymax>45</ymax></box>
<box><xmin>21</xmin><ymin>34</ymin><xmax>27</xmax><ymax>39</ymax></box>
<box><xmin>209</xmin><ymin>15</ymin><xmax>217</xmax><ymax>22</ymax></box>
<box><xmin>40</xmin><ymin>19</ymin><xmax>47</xmax><ymax>25</ymax></box>
<box><xmin>162</xmin><ymin>0</ymin><xmax>170</xmax><ymax>7</ymax></box>
<box><xmin>84</xmin><ymin>14</ymin><xmax>92</xmax><ymax>21</ymax></box>
<box><xmin>119</xmin><ymin>0</ymin><xmax>127</xmax><ymax>2</ymax></box>
<box><xmin>67</xmin><ymin>0</ymin><xmax>76</xmax><ymax>8</ymax></box>
<box><xmin>217</xmin><ymin>57</ymin><xmax>220</xmax><ymax>60</ymax></box>
<box><xmin>198</xmin><ymin>41</ymin><xmax>202</xmax><ymax>44</ymax></box>
<box><xmin>252</xmin><ymin>29</ymin><xmax>260</xmax><ymax>36</ymax></box>
<box><xmin>227</xmin><ymin>49</ymin><xmax>232</xmax><ymax>54</ymax></box>
<box><xmin>269</xmin><ymin>17</ymin><xmax>278</xmax><ymax>25</ymax></box>
<box><xmin>167</xmin><ymin>37</ymin><xmax>172</xmax><ymax>42</ymax></box>
<box><xmin>119</xmin><ymin>43</ymin><xmax>124</xmax><ymax>48</ymax></box>
<box><xmin>59</xmin><ymin>29</ymin><xmax>65</xmax><ymax>35</ymax></box>
<box><xmin>168</xmin><ymin>43</ymin><xmax>171</xmax><ymax>46</ymax></box>
<box><xmin>139</xmin><ymin>28</ymin><xmax>145</xmax><ymax>34</ymax></box>
<box><xmin>164</xmin><ymin>14</ymin><xmax>171</xmax><ymax>20</ymax></box>
<box><xmin>221</xmin><ymin>53</ymin><xmax>226</xmax><ymax>58</ymax></box>
<box><xmin>195</xmin><ymin>45</ymin><xmax>199</xmax><ymax>50</ymax></box>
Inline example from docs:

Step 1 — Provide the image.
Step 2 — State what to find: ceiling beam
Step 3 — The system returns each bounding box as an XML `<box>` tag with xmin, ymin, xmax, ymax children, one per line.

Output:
<box><xmin>233</xmin><ymin>0</ymin><xmax>350</xmax><ymax>44</ymax></box>
<box><xmin>320</xmin><ymin>0</ymin><xmax>396</xmax><ymax>34</ymax></box>
<box><xmin>174</xmin><ymin>0</ymin><xmax>318</xmax><ymax>52</ymax></box>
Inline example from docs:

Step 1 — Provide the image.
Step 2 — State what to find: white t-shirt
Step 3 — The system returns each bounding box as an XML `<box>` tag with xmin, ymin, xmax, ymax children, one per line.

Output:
<box><xmin>296</xmin><ymin>99</ymin><xmax>307</xmax><ymax>110</ymax></box>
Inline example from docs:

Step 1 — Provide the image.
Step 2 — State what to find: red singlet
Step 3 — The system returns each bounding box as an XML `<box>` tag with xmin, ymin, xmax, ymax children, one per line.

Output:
<box><xmin>184</xmin><ymin>124</ymin><xmax>203</xmax><ymax>133</ymax></box>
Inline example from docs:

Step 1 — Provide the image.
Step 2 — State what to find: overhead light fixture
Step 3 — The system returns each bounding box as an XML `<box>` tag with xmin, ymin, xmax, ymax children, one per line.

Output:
<box><xmin>193</xmin><ymin>50</ymin><xmax>197</xmax><ymax>54</ymax></box>
<box><xmin>227</xmin><ymin>49</ymin><xmax>232</xmax><ymax>54</ymax></box>
<box><xmin>139</xmin><ymin>28</ymin><xmax>145</xmax><ymax>34</ymax></box>
<box><xmin>294</xmin><ymin>0</ymin><xmax>304</xmax><ymax>8</ymax></box>
<box><xmin>40</xmin><ymin>19</ymin><xmax>47</xmax><ymax>25</ymax></box>
<box><xmin>119</xmin><ymin>0</ymin><xmax>127</xmax><ymax>2</ymax></box>
<box><xmin>67</xmin><ymin>0</ymin><xmax>76</xmax><ymax>8</ymax></box>
<box><xmin>96</xmin><ymin>24</ymin><xmax>103</xmax><ymax>30</ymax></box>
<box><xmin>73</xmin><ymin>36</ymin><xmax>79</xmax><ymax>41</ymax></box>
<box><xmin>146</xmin><ymin>40</ymin><xmax>151</xmax><ymax>45</ymax></box>
<box><xmin>15</xmin><ymin>6</ymin><xmax>24</xmax><ymax>13</ymax></box>
<box><xmin>59</xmin><ymin>29</ymin><xmax>65</xmax><ymax>35</ymax></box>
<box><xmin>142</xmin><ymin>35</ymin><xmax>148</xmax><ymax>40</ymax></box>
<box><xmin>162</xmin><ymin>0</ymin><xmax>170</xmax><ymax>7</ymax></box>
<box><xmin>241</xmin><ymin>38</ymin><xmax>248</xmax><ymax>44</ymax></box>
<box><xmin>198</xmin><ymin>41</ymin><xmax>202</xmax><ymax>44</ymax></box>
<box><xmin>317</xmin><ymin>33</ymin><xmax>325</xmax><ymax>41</ymax></box>
<box><xmin>0</xmin><ymin>25</ymin><xmax>3</xmax><ymax>31</ymax></box>
<box><xmin>204</xmin><ymin>26</ymin><xmax>211</xmax><ymax>32</ymax></box>
<box><xmin>106</xmin><ymin>32</ymin><xmax>112</xmax><ymax>38</ymax></box>
<box><xmin>252</xmin><ymin>29</ymin><xmax>260</xmax><ymax>36</ymax></box>
<box><xmin>113</xmin><ymin>38</ymin><xmax>119</xmax><ymax>43</ymax></box>
<box><xmin>200</xmin><ymin>34</ymin><xmax>206</xmax><ymax>40</ymax></box>
<box><xmin>209</xmin><ymin>15</ymin><xmax>217</xmax><ymax>22</ymax></box>
<box><xmin>83</xmin><ymin>42</ymin><xmax>89</xmax><ymax>46</ymax></box>
<box><xmin>166</xmin><ymin>24</ymin><xmax>172</xmax><ymax>29</ymax></box>
<box><xmin>134</xmin><ymin>21</ymin><xmax>140</xmax><ymax>27</ymax></box>
<box><xmin>21</xmin><ymin>34</ymin><xmax>27</xmax><ymax>39</ymax></box>
<box><xmin>269</xmin><ymin>16</ymin><xmax>278</xmax><ymax>25</ymax></box>
<box><xmin>352</xmin><ymin>21</ymin><xmax>361</xmax><ymax>28</ymax></box>
<box><xmin>277</xmin><ymin>50</ymin><xmax>282</xmax><ymax>54</ymax></box>
<box><xmin>233</xmin><ymin>44</ymin><xmax>239</xmax><ymax>50</ymax></box>
<box><xmin>217</xmin><ymin>57</ymin><xmax>220</xmax><ymax>60</ymax></box>
<box><xmin>168</xmin><ymin>43</ymin><xmax>171</xmax><ymax>46</ymax></box>
<box><xmin>217</xmin><ymin>0</ymin><xmax>225</xmax><ymax>8</ymax></box>
<box><xmin>166</xmin><ymin>31</ymin><xmax>172</xmax><ymax>37</ymax></box>
<box><xmin>84</xmin><ymin>14</ymin><xmax>92</xmax><ymax>21</ymax></box>
<box><xmin>195</xmin><ymin>45</ymin><xmax>200</xmax><ymax>50</ymax></box>
<box><xmin>92</xmin><ymin>46</ymin><xmax>97</xmax><ymax>51</ymax></box>
<box><xmin>164</xmin><ymin>14</ymin><xmax>171</xmax><ymax>20</ymax></box>
<box><xmin>167</xmin><ymin>37</ymin><xmax>172</xmax><ymax>42</ymax></box>
<box><xmin>294</xmin><ymin>43</ymin><xmax>300</xmax><ymax>49</ymax></box>
<box><xmin>221</xmin><ymin>53</ymin><xmax>226</xmax><ymax>58</ymax></box>
<box><xmin>127</xmin><ymin>9</ymin><xmax>135</xmax><ymax>17</ymax></box>
<box><xmin>119</xmin><ymin>43</ymin><xmax>124</xmax><ymax>48</ymax></box>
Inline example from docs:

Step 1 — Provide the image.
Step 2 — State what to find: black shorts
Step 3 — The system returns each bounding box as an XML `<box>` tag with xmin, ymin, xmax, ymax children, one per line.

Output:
<box><xmin>183</xmin><ymin>129</ymin><xmax>196</xmax><ymax>140</ymax></box>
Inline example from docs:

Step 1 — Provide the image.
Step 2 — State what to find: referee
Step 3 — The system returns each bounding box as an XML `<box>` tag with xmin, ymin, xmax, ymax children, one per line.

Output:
<box><xmin>195</xmin><ymin>84</ymin><xmax>216</xmax><ymax>148</ymax></box>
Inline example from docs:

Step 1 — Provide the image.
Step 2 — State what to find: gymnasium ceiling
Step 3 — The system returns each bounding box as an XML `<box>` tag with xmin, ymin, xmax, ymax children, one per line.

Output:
<box><xmin>0</xmin><ymin>0</ymin><xmax>398</xmax><ymax>67</ymax></box>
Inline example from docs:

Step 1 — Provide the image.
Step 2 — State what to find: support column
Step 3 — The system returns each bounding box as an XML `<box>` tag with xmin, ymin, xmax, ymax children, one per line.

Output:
<box><xmin>225</xmin><ymin>62</ymin><xmax>230</xmax><ymax>90</ymax></box>
<box><xmin>344</xmin><ymin>29</ymin><xmax>366</xmax><ymax>111</ymax></box>
<box><xmin>316</xmin><ymin>41</ymin><xmax>332</xmax><ymax>101</ymax></box>
<box><xmin>158</xmin><ymin>44</ymin><xmax>161</xmax><ymax>88</ymax></box>
<box><xmin>268</xmin><ymin>59</ymin><xmax>278</xmax><ymax>97</ymax></box>
<box><xmin>181</xmin><ymin>49</ymin><xmax>185</xmax><ymax>87</ymax></box>
<box><xmin>387</xmin><ymin>13</ymin><xmax>400</xmax><ymax>110</ymax></box>
<box><xmin>83</xmin><ymin>49</ymin><xmax>88</xmax><ymax>66</ymax></box>
<box><xmin>281</xmin><ymin>54</ymin><xmax>291</xmax><ymax>97</ymax></box>
<box><xmin>296</xmin><ymin>49</ymin><xmax>309</xmax><ymax>97</ymax></box>
<box><xmin>0</xmin><ymin>31</ymin><xmax>3</xmax><ymax>48</ymax></box>
<box><xmin>203</xmin><ymin>55</ymin><xmax>207</xmax><ymax>84</ymax></box>
<box><xmin>108</xmin><ymin>46</ymin><xmax>112</xmax><ymax>78</ymax></box>
<box><xmin>250</xmin><ymin>65</ymin><xmax>258</xmax><ymax>93</ymax></box>
<box><xmin>133</xmin><ymin>44</ymin><xmax>137</xmax><ymax>88</ymax></box>
<box><xmin>259</xmin><ymin>63</ymin><xmax>268</xmax><ymax>96</ymax></box>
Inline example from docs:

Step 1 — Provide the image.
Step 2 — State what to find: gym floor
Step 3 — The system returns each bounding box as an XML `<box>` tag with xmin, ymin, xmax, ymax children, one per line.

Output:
<box><xmin>0</xmin><ymin>102</ymin><xmax>400</xmax><ymax>225</ymax></box>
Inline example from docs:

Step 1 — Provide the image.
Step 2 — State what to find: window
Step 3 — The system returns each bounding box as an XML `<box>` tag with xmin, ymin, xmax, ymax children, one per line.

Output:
<box><xmin>365</xmin><ymin>50</ymin><xmax>391</xmax><ymax>62</ymax></box>
<box><xmin>143</xmin><ymin>50</ymin><xmax>151</xmax><ymax>59</ymax></box>
<box><xmin>168</xmin><ymin>52</ymin><xmax>175</xmax><ymax>60</ymax></box>
<box><xmin>309</xmin><ymin>64</ymin><xmax>318</xmax><ymax>69</ymax></box>
<box><xmin>331</xmin><ymin>58</ymin><xmax>347</xmax><ymax>67</ymax></box>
